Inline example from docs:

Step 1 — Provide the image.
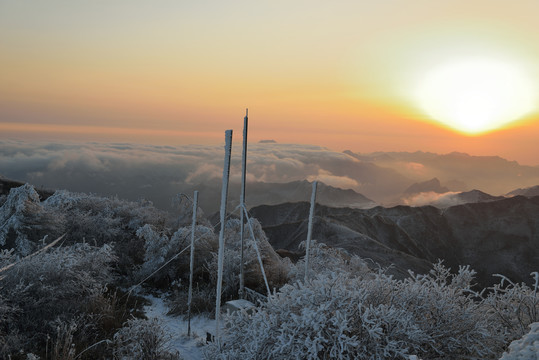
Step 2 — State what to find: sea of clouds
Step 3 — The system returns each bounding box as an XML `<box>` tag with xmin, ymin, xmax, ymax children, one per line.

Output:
<box><xmin>2</xmin><ymin>140</ymin><xmax>538</xmax><ymax>212</ymax></box>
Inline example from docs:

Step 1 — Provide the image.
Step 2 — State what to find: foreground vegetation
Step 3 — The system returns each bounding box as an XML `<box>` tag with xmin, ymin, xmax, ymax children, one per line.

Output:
<box><xmin>0</xmin><ymin>184</ymin><xmax>537</xmax><ymax>359</ymax></box>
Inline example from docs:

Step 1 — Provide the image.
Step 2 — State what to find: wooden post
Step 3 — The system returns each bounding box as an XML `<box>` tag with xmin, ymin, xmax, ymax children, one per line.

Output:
<box><xmin>187</xmin><ymin>190</ymin><xmax>198</xmax><ymax>337</ymax></box>
<box><xmin>304</xmin><ymin>181</ymin><xmax>318</xmax><ymax>282</ymax></box>
<box><xmin>239</xmin><ymin>109</ymin><xmax>248</xmax><ymax>299</ymax></box>
<box><xmin>215</xmin><ymin>130</ymin><xmax>233</xmax><ymax>344</ymax></box>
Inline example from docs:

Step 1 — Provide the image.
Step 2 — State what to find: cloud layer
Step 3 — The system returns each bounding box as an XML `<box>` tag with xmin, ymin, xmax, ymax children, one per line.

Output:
<box><xmin>0</xmin><ymin>141</ymin><xmax>402</xmax><ymax>212</ymax></box>
<box><xmin>1</xmin><ymin>140</ymin><xmax>538</xmax><ymax>213</ymax></box>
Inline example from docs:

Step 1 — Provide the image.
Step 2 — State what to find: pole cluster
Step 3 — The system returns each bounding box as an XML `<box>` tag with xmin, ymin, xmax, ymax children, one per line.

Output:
<box><xmin>185</xmin><ymin>109</ymin><xmax>317</xmax><ymax>346</ymax></box>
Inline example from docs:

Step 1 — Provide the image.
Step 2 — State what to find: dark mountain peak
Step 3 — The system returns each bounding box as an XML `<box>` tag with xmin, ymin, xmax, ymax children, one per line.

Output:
<box><xmin>506</xmin><ymin>185</ymin><xmax>539</xmax><ymax>197</ymax></box>
<box><xmin>446</xmin><ymin>151</ymin><xmax>470</xmax><ymax>157</ymax></box>
<box><xmin>404</xmin><ymin>178</ymin><xmax>449</xmax><ymax>195</ymax></box>
<box><xmin>455</xmin><ymin>189</ymin><xmax>503</xmax><ymax>201</ymax></box>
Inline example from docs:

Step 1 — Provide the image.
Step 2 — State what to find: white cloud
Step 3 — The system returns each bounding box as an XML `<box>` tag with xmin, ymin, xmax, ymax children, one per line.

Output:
<box><xmin>307</xmin><ymin>170</ymin><xmax>359</xmax><ymax>190</ymax></box>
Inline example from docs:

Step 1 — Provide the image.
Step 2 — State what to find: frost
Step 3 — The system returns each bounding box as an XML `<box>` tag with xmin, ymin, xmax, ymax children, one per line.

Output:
<box><xmin>500</xmin><ymin>322</ymin><xmax>539</xmax><ymax>360</ymax></box>
<box><xmin>137</xmin><ymin>223</ymin><xmax>216</xmax><ymax>284</ymax></box>
<box><xmin>113</xmin><ymin>317</ymin><xmax>180</xmax><ymax>359</ymax></box>
<box><xmin>207</xmin><ymin>261</ymin><xmax>527</xmax><ymax>359</ymax></box>
<box><xmin>0</xmin><ymin>184</ymin><xmax>44</xmax><ymax>255</ymax></box>
<box><xmin>206</xmin><ymin>219</ymin><xmax>289</xmax><ymax>298</ymax></box>
<box><xmin>43</xmin><ymin>190</ymin><xmax>166</xmax><ymax>245</ymax></box>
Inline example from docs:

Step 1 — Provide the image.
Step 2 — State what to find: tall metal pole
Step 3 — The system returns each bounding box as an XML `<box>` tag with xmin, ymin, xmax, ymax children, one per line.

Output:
<box><xmin>239</xmin><ymin>109</ymin><xmax>248</xmax><ymax>298</ymax></box>
<box><xmin>215</xmin><ymin>130</ymin><xmax>232</xmax><ymax>344</ymax></box>
<box><xmin>187</xmin><ymin>190</ymin><xmax>198</xmax><ymax>337</ymax></box>
<box><xmin>304</xmin><ymin>181</ymin><xmax>318</xmax><ymax>282</ymax></box>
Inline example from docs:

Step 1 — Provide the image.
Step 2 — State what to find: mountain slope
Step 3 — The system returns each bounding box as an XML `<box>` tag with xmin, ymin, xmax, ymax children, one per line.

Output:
<box><xmin>194</xmin><ymin>180</ymin><xmax>376</xmax><ymax>214</ymax></box>
<box><xmin>250</xmin><ymin>196</ymin><xmax>539</xmax><ymax>287</ymax></box>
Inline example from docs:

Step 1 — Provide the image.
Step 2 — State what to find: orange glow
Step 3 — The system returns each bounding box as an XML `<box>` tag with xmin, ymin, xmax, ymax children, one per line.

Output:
<box><xmin>2</xmin><ymin>1</ymin><xmax>539</xmax><ymax>164</ymax></box>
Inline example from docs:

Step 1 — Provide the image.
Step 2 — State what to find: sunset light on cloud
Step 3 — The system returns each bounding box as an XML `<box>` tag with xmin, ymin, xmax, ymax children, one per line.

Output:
<box><xmin>2</xmin><ymin>0</ymin><xmax>539</xmax><ymax>163</ymax></box>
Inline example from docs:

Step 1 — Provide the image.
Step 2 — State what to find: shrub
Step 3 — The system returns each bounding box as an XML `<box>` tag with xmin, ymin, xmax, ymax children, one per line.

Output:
<box><xmin>289</xmin><ymin>240</ymin><xmax>372</xmax><ymax>282</ymax></box>
<box><xmin>112</xmin><ymin>317</ymin><xmax>181</xmax><ymax>360</ymax></box>
<box><xmin>484</xmin><ymin>272</ymin><xmax>539</xmax><ymax>343</ymax></box>
<box><xmin>0</xmin><ymin>184</ymin><xmax>61</xmax><ymax>256</ymax></box>
<box><xmin>206</xmin><ymin>218</ymin><xmax>290</xmax><ymax>299</ymax></box>
<box><xmin>167</xmin><ymin>282</ymin><xmax>216</xmax><ymax>316</ymax></box>
<box><xmin>206</xmin><ymin>262</ymin><xmax>507</xmax><ymax>360</ymax></box>
<box><xmin>137</xmin><ymin>224</ymin><xmax>217</xmax><ymax>287</ymax></box>
<box><xmin>0</xmin><ymin>243</ymin><xmax>117</xmax><ymax>357</ymax></box>
<box><xmin>43</xmin><ymin>190</ymin><xmax>168</xmax><ymax>247</ymax></box>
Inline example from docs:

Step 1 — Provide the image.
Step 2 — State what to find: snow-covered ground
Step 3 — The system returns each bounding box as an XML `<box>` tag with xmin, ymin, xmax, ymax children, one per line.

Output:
<box><xmin>143</xmin><ymin>294</ymin><xmax>214</xmax><ymax>360</ymax></box>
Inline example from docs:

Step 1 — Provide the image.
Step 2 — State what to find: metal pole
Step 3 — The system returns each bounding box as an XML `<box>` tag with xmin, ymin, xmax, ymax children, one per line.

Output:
<box><xmin>239</xmin><ymin>109</ymin><xmax>248</xmax><ymax>298</ymax></box>
<box><xmin>215</xmin><ymin>130</ymin><xmax>232</xmax><ymax>344</ymax></box>
<box><xmin>242</xmin><ymin>204</ymin><xmax>271</xmax><ymax>296</ymax></box>
<box><xmin>187</xmin><ymin>190</ymin><xmax>198</xmax><ymax>337</ymax></box>
<box><xmin>304</xmin><ymin>181</ymin><xmax>318</xmax><ymax>282</ymax></box>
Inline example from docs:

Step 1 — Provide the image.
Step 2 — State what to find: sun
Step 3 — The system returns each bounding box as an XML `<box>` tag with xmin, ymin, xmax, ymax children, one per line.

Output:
<box><xmin>415</xmin><ymin>58</ymin><xmax>535</xmax><ymax>135</ymax></box>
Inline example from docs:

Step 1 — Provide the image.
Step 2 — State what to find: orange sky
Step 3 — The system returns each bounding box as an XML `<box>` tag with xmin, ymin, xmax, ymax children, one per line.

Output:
<box><xmin>2</xmin><ymin>1</ymin><xmax>539</xmax><ymax>164</ymax></box>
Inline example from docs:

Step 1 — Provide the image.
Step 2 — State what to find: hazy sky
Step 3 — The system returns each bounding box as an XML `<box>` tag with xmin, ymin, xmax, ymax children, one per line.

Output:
<box><xmin>2</xmin><ymin>1</ymin><xmax>539</xmax><ymax>164</ymax></box>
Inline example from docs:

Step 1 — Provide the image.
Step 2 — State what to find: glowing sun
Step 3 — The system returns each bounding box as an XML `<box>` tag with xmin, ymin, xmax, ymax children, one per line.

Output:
<box><xmin>416</xmin><ymin>58</ymin><xmax>535</xmax><ymax>134</ymax></box>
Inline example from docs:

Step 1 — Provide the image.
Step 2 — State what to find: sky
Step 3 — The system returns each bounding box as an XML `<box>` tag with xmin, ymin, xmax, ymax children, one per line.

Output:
<box><xmin>2</xmin><ymin>1</ymin><xmax>539</xmax><ymax>164</ymax></box>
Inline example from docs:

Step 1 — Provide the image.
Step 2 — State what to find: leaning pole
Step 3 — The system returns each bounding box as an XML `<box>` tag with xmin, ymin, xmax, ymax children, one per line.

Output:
<box><xmin>215</xmin><ymin>130</ymin><xmax>233</xmax><ymax>344</ymax></box>
<box><xmin>239</xmin><ymin>109</ymin><xmax>248</xmax><ymax>298</ymax></box>
<box><xmin>304</xmin><ymin>181</ymin><xmax>318</xmax><ymax>282</ymax></box>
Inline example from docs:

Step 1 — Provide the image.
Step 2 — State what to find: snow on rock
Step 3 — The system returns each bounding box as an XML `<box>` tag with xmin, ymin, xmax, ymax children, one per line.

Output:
<box><xmin>143</xmin><ymin>294</ymin><xmax>214</xmax><ymax>360</ymax></box>
<box><xmin>0</xmin><ymin>184</ymin><xmax>43</xmax><ymax>254</ymax></box>
<box><xmin>500</xmin><ymin>322</ymin><xmax>539</xmax><ymax>360</ymax></box>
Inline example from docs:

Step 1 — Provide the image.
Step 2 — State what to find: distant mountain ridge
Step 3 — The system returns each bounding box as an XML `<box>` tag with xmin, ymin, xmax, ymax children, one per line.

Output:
<box><xmin>404</xmin><ymin>178</ymin><xmax>449</xmax><ymax>195</ymax></box>
<box><xmin>344</xmin><ymin>150</ymin><xmax>539</xmax><ymax>201</ymax></box>
<box><xmin>250</xmin><ymin>195</ymin><xmax>539</xmax><ymax>288</ymax></box>
<box><xmin>507</xmin><ymin>185</ymin><xmax>539</xmax><ymax>197</ymax></box>
<box><xmin>434</xmin><ymin>189</ymin><xmax>504</xmax><ymax>207</ymax></box>
<box><xmin>195</xmin><ymin>179</ymin><xmax>376</xmax><ymax>214</ymax></box>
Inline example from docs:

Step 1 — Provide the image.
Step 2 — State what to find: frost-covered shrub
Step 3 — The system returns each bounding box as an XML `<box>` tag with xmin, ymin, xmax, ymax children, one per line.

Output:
<box><xmin>0</xmin><ymin>184</ymin><xmax>61</xmax><ymax>255</ymax></box>
<box><xmin>290</xmin><ymin>240</ymin><xmax>372</xmax><ymax>282</ymax></box>
<box><xmin>0</xmin><ymin>185</ymin><xmax>172</xmax><ymax>277</ymax></box>
<box><xmin>484</xmin><ymin>272</ymin><xmax>539</xmax><ymax>342</ymax></box>
<box><xmin>206</xmin><ymin>219</ymin><xmax>290</xmax><ymax>299</ymax></box>
<box><xmin>208</xmin><ymin>262</ymin><xmax>507</xmax><ymax>360</ymax></box>
<box><xmin>112</xmin><ymin>318</ymin><xmax>180</xmax><ymax>360</ymax></box>
<box><xmin>0</xmin><ymin>292</ymin><xmax>19</xmax><ymax>356</ymax></box>
<box><xmin>168</xmin><ymin>282</ymin><xmax>216</xmax><ymax>316</ymax></box>
<box><xmin>40</xmin><ymin>189</ymin><xmax>173</xmax><ymax>279</ymax></box>
<box><xmin>0</xmin><ymin>243</ymin><xmax>117</xmax><ymax>356</ymax></box>
<box><xmin>43</xmin><ymin>189</ymin><xmax>167</xmax><ymax>246</ymax></box>
<box><xmin>171</xmin><ymin>193</ymin><xmax>211</xmax><ymax>229</ymax></box>
<box><xmin>0</xmin><ymin>248</ymin><xmax>16</xmax><ymax>270</ymax></box>
<box><xmin>397</xmin><ymin>263</ymin><xmax>502</xmax><ymax>357</ymax></box>
<box><xmin>206</xmin><ymin>272</ymin><xmax>429</xmax><ymax>360</ymax></box>
<box><xmin>50</xmin><ymin>319</ymin><xmax>78</xmax><ymax>360</ymax></box>
<box><xmin>137</xmin><ymin>224</ymin><xmax>217</xmax><ymax>287</ymax></box>
<box><xmin>500</xmin><ymin>322</ymin><xmax>539</xmax><ymax>360</ymax></box>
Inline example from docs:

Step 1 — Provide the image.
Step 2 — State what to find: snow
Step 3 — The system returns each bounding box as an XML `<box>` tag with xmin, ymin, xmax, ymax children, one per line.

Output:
<box><xmin>222</xmin><ymin>299</ymin><xmax>255</xmax><ymax>314</ymax></box>
<box><xmin>500</xmin><ymin>322</ymin><xmax>539</xmax><ymax>360</ymax></box>
<box><xmin>143</xmin><ymin>294</ymin><xmax>214</xmax><ymax>360</ymax></box>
